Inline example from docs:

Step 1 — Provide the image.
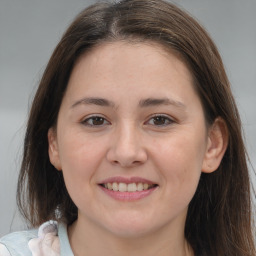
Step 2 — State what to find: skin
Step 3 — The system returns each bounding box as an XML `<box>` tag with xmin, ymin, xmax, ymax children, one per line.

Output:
<box><xmin>48</xmin><ymin>41</ymin><xmax>227</xmax><ymax>256</ymax></box>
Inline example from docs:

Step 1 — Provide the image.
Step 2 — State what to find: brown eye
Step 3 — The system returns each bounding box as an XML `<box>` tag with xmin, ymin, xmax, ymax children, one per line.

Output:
<box><xmin>82</xmin><ymin>116</ymin><xmax>110</xmax><ymax>126</ymax></box>
<box><xmin>147</xmin><ymin>115</ymin><xmax>173</xmax><ymax>126</ymax></box>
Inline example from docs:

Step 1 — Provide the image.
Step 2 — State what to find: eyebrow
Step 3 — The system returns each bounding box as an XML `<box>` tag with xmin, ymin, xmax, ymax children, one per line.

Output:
<box><xmin>139</xmin><ymin>98</ymin><xmax>186</xmax><ymax>109</ymax></box>
<box><xmin>71</xmin><ymin>97</ymin><xmax>186</xmax><ymax>109</ymax></box>
<box><xmin>71</xmin><ymin>97</ymin><xmax>115</xmax><ymax>108</ymax></box>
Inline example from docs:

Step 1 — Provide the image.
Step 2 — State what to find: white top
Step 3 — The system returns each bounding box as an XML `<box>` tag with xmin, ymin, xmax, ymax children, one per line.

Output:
<box><xmin>0</xmin><ymin>221</ymin><xmax>74</xmax><ymax>256</ymax></box>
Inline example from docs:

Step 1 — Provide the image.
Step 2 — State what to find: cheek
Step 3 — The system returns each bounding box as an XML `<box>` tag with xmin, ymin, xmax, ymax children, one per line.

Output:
<box><xmin>57</xmin><ymin>131</ymin><xmax>108</xmax><ymax>188</ymax></box>
<box><xmin>151</xmin><ymin>131</ymin><xmax>206</xmax><ymax>193</ymax></box>
<box><xmin>57</xmin><ymin>134</ymin><xmax>109</xmax><ymax>208</ymax></box>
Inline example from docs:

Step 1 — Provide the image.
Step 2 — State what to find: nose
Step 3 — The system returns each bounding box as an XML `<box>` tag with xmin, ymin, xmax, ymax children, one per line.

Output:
<box><xmin>106</xmin><ymin>123</ymin><xmax>147</xmax><ymax>168</ymax></box>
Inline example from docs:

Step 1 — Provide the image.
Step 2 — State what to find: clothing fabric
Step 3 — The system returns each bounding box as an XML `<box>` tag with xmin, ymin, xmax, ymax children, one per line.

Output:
<box><xmin>0</xmin><ymin>221</ymin><xmax>73</xmax><ymax>256</ymax></box>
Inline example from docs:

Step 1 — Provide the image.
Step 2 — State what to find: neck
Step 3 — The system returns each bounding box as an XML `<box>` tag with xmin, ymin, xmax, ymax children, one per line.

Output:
<box><xmin>68</xmin><ymin>217</ymin><xmax>194</xmax><ymax>256</ymax></box>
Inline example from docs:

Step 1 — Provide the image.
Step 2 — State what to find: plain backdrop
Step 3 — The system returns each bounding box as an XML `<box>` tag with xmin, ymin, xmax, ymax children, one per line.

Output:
<box><xmin>0</xmin><ymin>0</ymin><xmax>256</xmax><ymax>236</ymax></box>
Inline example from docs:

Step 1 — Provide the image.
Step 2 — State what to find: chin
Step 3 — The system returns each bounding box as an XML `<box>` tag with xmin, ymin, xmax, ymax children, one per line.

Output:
<box><xmin>104</xmin><ymin>213</ymin><xmax>157</xmax><ymax>238</ymax></box>
<box><xmin>109</xmin><ymin>225</ymin><xmax>152</xmax><ymax>238</ymax></box>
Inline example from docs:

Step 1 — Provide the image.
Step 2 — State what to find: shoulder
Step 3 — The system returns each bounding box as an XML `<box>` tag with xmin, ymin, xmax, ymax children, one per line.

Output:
<box><xmin>0</xmin><ymin>228</ymin><xmax>37</xmax><ymax>256</ymax></box>
<box><xmin>0</xmin><ymin>244</ymin><xmax>12</xmax><ymax>256</ymax></box>
<box><xmin>0</xmin><ymin>221</ymin><xmax>60</xmax><ymax>256</ymax></box>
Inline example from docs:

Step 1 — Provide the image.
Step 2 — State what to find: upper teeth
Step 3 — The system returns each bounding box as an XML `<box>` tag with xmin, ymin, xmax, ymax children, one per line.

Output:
<box><xmin>103</xmin><ymin>182</ymin><xmax>154</xmax><ymax>192</ymax></box>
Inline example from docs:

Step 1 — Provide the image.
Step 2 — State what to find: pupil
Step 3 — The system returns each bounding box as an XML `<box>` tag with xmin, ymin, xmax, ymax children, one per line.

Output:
<box><xmin>154</xmin><ymin>116</ymin><xmax>165</xmax><ymax>125</ymax></box>
<box><xmin>93</xmin><ymin>117</ymin><xmax>104</xmax><ymax>125</ymax></box>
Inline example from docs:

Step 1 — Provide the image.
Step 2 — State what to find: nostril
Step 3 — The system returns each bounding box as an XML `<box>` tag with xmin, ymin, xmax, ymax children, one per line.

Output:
<box><xmin>106</xmin><ymin>143</ymin><xmax>147</xmax><ymax>167</ymax></box>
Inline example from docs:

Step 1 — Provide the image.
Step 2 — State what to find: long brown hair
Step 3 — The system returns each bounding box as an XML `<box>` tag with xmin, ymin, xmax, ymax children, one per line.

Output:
<box><xmin>17</xmin><ymin>0</ymin><xmax>255</xmax><ymax>255</ymax></box>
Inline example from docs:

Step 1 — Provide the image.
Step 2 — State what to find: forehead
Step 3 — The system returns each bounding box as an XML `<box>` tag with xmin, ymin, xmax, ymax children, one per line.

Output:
<box><xmin>63</xmin><ymin>41</ymin><xmax>200</xmax><ymax>110</ymax></box>
<box><xmin>77</xmin><ymin>40</ymin><xmax>187</xmax><ymax>69</ymax></box>
<box><xmin>70</xmin><ymin>41</ymin><xmax>193</xmax><ymax>87</ymax></box>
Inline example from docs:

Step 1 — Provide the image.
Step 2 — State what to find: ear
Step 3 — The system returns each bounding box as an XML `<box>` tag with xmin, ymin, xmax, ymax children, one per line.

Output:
<box><xmin>202</xmin><ymin>118</ymin><xmax>228</xmax><ymax>173</ymax></box>
<box><xmin>48</xmin><ymin>128</ymin><xmax>62</xmax><ymax>171</ymax></box>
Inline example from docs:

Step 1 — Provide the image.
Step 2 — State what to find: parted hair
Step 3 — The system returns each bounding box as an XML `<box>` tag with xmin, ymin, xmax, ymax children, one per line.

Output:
<box><xmin>17</xmin><ymin>0</ymin><xmax>255</xmax><ymax>255</ymax></box>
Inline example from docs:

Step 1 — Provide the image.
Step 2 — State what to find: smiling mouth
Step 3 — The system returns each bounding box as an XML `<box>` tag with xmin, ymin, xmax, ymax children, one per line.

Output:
<box><xmin>100</xmin><ymin>182</ymin><xmax>158</xmax><ymax>192</ymax></box>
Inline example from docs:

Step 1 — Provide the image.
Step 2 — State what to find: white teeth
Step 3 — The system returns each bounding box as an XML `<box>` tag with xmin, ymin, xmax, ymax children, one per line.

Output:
<box><xmin>112</xmin><ymin>182</ymin><xmax>118</xmax><ymax>191</ymax></box>
<box><xmin>143</xmin><ymin>183</ymin><xmax>149</xmax><ymax>190</ymax></box>
<box><xmin>127</xmin><ymin>183</ymin><xmax>137</xmax><ymax>192</ymax></box>
<box><xmin>102</xmin><ymin>182</ymin><xmax>155</xmax><ymax>192</ymax></box>
<box><xmin>118</xmin><ymin>183</ymin><xmax>127</xmax><ymax>192</ymax></box>
<box><xmin>107</xmin><ymin>183</ymin><xmax>112</xmax><ymax>190</ymax></box>
<box><xmin>137</xmin><ymin>183</ymin><xmax>143</xmax><ymax>191</ymax></box>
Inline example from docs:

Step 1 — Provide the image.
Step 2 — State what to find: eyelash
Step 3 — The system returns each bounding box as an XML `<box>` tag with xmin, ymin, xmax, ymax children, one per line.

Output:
<box><xmin>80</xmin><ymin>114</ymin><xmax>174</xmax><ymax>127</ymax></box>
<box><xmin>146</xmin><ymin>114</ymin><xmax>174</xmax><ymax>126</ymax></box>
<box><xmin>81</xmin><ymin>115</ymin><xmax>110</xmax><ymax>127</ymax></box>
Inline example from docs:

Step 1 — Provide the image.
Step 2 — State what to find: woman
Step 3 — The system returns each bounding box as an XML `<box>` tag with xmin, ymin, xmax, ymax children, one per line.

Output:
<box><xmin>0</xmin><ymin>0</ymin><xmax>255</xmax><ymax>255</ymax></box>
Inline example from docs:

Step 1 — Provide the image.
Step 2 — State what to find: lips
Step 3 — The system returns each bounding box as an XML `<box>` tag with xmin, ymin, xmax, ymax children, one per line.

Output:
<box><xmin>101</xmin><ymin>182</ymin><xmax>156</xmax><ymax>192</ymax></box>
<box><xmin>98</xmin><ymin>176</ymin><xmax>158</xmax><ymax>200</ymax></box>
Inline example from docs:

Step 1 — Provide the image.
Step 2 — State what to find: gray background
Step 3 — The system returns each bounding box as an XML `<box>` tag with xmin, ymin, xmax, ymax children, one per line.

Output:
<box><xmin>0</xmin><ymin>0</ymin><xmax>255</xmax><ymax>236</ymax></box>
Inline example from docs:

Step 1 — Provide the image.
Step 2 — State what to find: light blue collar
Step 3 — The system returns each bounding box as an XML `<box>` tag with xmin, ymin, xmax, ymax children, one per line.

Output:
<box><xmin>58</xmin><ymin>222</ymin><xmax>74</xmax><ymax>256</ymax></box>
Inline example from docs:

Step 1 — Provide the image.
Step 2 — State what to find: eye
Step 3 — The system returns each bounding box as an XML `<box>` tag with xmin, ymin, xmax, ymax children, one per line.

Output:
<box><xmin>146</xmin><ymin>115</ymin><xmax>174</xmax><ymax>126</ymax></box>
<box><xmin>81</xmin><ymin>116</ymin><xmax>110</xmax><ymax>127</ymax></box>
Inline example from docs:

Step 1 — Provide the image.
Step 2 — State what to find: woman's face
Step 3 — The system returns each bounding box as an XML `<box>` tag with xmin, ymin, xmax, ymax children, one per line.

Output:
<box><xmin>49</xmin><ymin>41</ymin><xmax>211</xmax><ymax>237</ymax></box>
